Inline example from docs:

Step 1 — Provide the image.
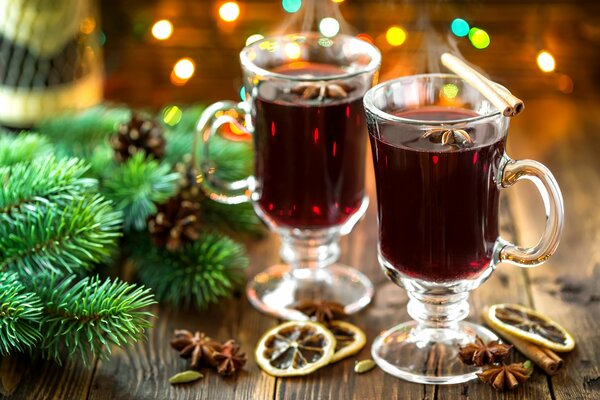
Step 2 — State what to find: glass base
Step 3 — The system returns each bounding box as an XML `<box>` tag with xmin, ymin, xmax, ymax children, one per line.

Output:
<box><xmin>371</xmin><ymin>321</ymin><xmax>498</xmax><ymax>384</ymax></box>
<box><xmin>246</xmin><ymin>263</ymin><xmax>373</xmax><ymax>320</ymax></box>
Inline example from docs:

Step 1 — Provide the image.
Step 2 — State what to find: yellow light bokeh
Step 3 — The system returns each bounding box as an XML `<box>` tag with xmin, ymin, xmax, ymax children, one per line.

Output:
<box><xmin>162</xmin><ymin>105</ymin><xmax>183</xmax><ymax>126</ymax></box>
<box><xmin>173</xmin><ymin>58</ymin><xmax>195</xmax><ymax>80</ymax></box>
<box><xmin>284</xmin><ymin>42</ymin><xmax>302</xmax><ymax>60</ymax></box>
<box><xmin>219</xmin><ymin>2</ymin><xmax>240</xmax><ymax>22</ymax></box>
<box><xmin>151</xmin><ymin>20</ymin><xmax>173</xmax><ymax>40</ymax></box>
<box><xmin>386</xmin><ymin>26</ymin><xmax>407</xmax><ymax>46</ymax></box>
<box><xmin>246</xmin><ymin>34</ymin><xmax>264</xmax><ymax>46</ymax></box>
<box><xmin>80</xmin><ymin>18</ymin><xmax>96</xmax><ymax>35</ymax></box>
<box><xmin>319</xmin><ymin>17</ymin><xmax>340</xmax><ymax>38</ymax></box>
<box><xmin>331</xmin><ymin>0</ymin><xmax>345</xmax><ymax>3</ymax></box>
<box><xmin>537</xmin><ymin>50</ymin><xmax>556</xmax><ymax>73</ymax></box>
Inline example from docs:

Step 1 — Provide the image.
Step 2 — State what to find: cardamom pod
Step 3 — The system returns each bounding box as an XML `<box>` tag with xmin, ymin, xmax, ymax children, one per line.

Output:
<box><xmin>354</xmin><ymin>359</ymin><xmax>376</xmax><ymax>374</ymax></box>
<box><xmin>168</xmin><ymin>370</ymin><xmax>203</xmax><ymax>384</ymax></box>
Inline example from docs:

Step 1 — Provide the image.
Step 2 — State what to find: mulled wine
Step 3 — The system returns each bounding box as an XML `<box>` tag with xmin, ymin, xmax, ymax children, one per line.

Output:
<box><xmin>252</xmin><ymin>62</ymin><xmax>367</xmax><ymax>228</ymax></box>
<box><xmin>369</xmin><ymin>106</ymin><xmax>505</xmax><ymax>282</ymax></box>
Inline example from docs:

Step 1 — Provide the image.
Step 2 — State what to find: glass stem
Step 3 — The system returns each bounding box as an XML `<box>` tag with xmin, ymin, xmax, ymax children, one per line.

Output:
<box><xmin>279</xmin><ymin>230</ymin><xmax>341</xmax><ymax>270</ymax></box>
<box><xmin>407</xmin><ymin>292</ymin><xmax>470</xmax><ymax>330</ymax></box>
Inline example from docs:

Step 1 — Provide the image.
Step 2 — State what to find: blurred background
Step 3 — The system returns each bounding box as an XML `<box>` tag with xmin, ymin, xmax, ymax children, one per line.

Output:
<box><xmin>94</xmin><ymin>0</ymin><xmax>600</xmax><ymax>108</ymax></box>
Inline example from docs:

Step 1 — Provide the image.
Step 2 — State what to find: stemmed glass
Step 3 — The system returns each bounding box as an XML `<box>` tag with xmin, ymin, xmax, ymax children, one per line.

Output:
<box><xmin>196</xmin><ymin>33</ymin><xmax>381</xmax><ymax>319</ymax></box>
<box><xmin>364</xmin><ymin>74</ymin><xmax>564</xmax><ymax>384</ymax></box>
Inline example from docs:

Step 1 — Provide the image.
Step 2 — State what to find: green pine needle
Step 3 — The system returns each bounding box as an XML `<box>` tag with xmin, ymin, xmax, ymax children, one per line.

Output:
<box><xmin>0</xmin><ymin>272</ymin><xmax>43</xmax><ymax>355</ymax></box>
<box><xmin>30</xmin><ymin>273</ymin><xmax>156</xmax><ymax>366</ymax></box>
<box><xmin>135</xmin><ymin>232</ymin><xmax>248</xmax><ymax>309</ymax></box>
<box><xmin>0</xmin><ymin>156</ymin><xmax>96</xmax><ymax>216</ymax></box>
<box><xmin>0</xmin><ymin>132</ymin><xmax>54</xmax><ymax>167</ymax></box>
<box><xmin>201</xmin><ymin>199</ymin><xmax>264</xmax><ymax>238</ymax></box>
<box><xmin>0</xmin><ymin>194</ymin><xmax>123</xmax><ymax>276</ymax></box>
<box><xmin>102</xmin><ymin>152</ymin><xmax>179</xmax><ymax>231</ymax></box>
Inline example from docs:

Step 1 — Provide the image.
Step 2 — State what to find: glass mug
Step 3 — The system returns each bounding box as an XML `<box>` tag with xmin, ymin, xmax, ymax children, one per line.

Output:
<box><xmin>196</xmin><ymin>33</ymin><xmax>381</xmax><ymax>319</ymax></box>
<box><xmin>364</xmin><ymin>74</ymin><xmax>564</xmax><ymax>384</ymax></box>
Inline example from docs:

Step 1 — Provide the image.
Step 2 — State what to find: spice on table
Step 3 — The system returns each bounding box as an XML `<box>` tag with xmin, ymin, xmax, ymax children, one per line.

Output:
<box><xmin>169</xmin><ymin>370</ymin><xmax>204</xmax><ymax>384</ymax></box>
<box><xmin>458</xmin><ymin>336</ymin><xmax>512</xmax><ymax>366</ymax></box>
<box><xmin>354</xmin><ymin>359</ymin><xmax>376</xmax><ymax>374</ymax></box>
<box><xmin>294</xmin><ymin>300</ymin><xmax>347</xmax><ymax>324</ymax></box>
<box><xmin>170</xmin><ymin>330</ymin><xmax>221</xmax><ymax>368</ymax></box>
<box><xmin>213</xmin><ymin>339</ymin><xmax>247</xmax><ymax>376</ymax></box>
<box><xmin>477</xmin><ymin>361</ymin><xmax>533</xmax><ymax>391</ymax></box>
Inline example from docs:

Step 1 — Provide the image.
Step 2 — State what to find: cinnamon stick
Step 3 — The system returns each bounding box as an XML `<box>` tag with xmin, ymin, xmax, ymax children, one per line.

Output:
<box><xmin>482</xmin><ymin>312</ymin><xmax>563</xmax><ymax>375</ymax></box>
<box><xmin>440</xmin><ymin>53</ymin><xmax>524</xmax><ymax>117</ymax></box>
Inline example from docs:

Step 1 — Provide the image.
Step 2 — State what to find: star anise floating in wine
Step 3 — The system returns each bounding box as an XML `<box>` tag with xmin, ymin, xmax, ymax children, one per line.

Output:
<box><xmin>477</xmin><ymin>361</ymin><xmax>533</xmax><ymax>391</ymax></box>
<box><xmin>423</xmin><ymin>126</ymin><xmax>473</xmax><ymax>148</ymax></box>
<box><xmin>294</xmin><ymin>300</ymin><xmax>347</xmax><ymax>324</ymax></box>
<box><xmin>213</xmin><ymin>339</ymin><xmax>247</xmax><ymax>376</ymax></box>
<box><xmin>458</xmin><ymin>337</ymin><xmax>512</xmax><ymax>366</ymax></box>
<box><xmin>290</xmin><ymin>81</ymin><xmax>354</xmax><ymax>101</ymax></box>
<box><xmin>170</xmin><ymin>330</ymin><xmax>221</xmax><ymax>368</ymax></box>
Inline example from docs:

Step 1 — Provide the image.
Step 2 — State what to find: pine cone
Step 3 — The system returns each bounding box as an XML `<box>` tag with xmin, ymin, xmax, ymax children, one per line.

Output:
<box><xmin>174</xmin><ymin>156</ymin><xmax>204</xmax><ymax>202</ymax></box>
<box><xmin>111</xmin><ymin>113</ymin><xmax>166</xmax><ymax>163</ymax></box>
<box><xmin>148</xmin><ymin>197</ymin><xmax>202</xmax><ymax>252</ymax></box>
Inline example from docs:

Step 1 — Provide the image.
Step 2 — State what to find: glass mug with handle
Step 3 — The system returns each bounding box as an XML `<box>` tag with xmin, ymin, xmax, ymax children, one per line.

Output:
<box><xmin>364</xmin><ymin>74</ymin><xmax>564</xmax><ymax>384</ymax></box>
<box><xmin>196</xmin><ymin>33</ymin><xmax>381</xmax><ymax>319</ymax></box>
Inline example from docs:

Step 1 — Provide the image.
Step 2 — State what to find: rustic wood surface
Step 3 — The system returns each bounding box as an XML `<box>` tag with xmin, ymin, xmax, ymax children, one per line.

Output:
<box><xmin>2</xmin><ymin>0</ymin><xmax>600</xmax><ymax>399</ymax></box>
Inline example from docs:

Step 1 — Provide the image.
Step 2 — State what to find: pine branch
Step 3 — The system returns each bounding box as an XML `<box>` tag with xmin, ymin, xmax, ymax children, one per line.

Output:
<box><xmin>102</xmin><ymin>152</ymin><xmax>179</xmax><ymax>231</ymax></box>
<box><xmin>29</xmin><ymin>273</ymin><xmax>156</xmax><ymax>366</ymax></box>
<box><xmin>201</xmin><ymin>199</ymin><xmax>264</xmax><ymax>238</ymax></box>
<box><xmin>0</xmin><ymin>132</ymin><xmax>54</xmax><ymax>167</ymax></box>
<box><xmin>37</xmin><ymin>106</ymin><xmax>130</xmax><ymax>159</ymax></box>
<box><xmin>0</xmin><ymin>194</ymin><xmax>123</xmax><ymax>276</ymax></box>
<box><xmin>0</xmin><ymin>272</ymin><xmax>43</xmax><ymax>355</ymax></box>
<box><xmin>0</xmin><ymin>156</ymin><xmax>96</xmax><ymax>216</ymax></box>
<box><xmin>135</xmin><ymin>232</ymin><xmax>248</xmax><ymax>309</ymax></box>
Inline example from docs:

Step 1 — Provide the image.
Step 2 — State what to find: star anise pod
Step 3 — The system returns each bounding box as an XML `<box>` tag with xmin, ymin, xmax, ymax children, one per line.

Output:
<box><xmin>291</xmin><ymin>81</ymin><xmax>354</xmax><ymax>101</ymax></box>
<box><xmin>294</xmin><ymin>300</ymin><xmax>346</xmax><ymax>323</ymax></box>
<box><xmin>170</xmin><ymin>330</ymin><xmax>221</xmax><ymax>368</ymax></box>
<box><xmin>213</xmin><ymin>339</ymin><xmax>247</xmax><ymax>376</ymax></box>
<box><xmin>477</xmin><ymin>361</ymin><xmax>533</xmax><ymax>391</ymax></box>
<box><xmin>459</xmin><ymin>337</ymin><xmax>512</xmax><ymax>366</ymax></box>
<box><xmin>423</xmin><ymin>126</ymin><xmax>473</xmax><ymax>148</ymax></box>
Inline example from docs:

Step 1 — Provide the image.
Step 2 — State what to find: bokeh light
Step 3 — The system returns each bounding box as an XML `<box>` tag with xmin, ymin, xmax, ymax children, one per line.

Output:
<box><xmin>557</xmin><ymin>74</ymin><xmax>573</xmax><ymax>93</ymax></box>
<box><xmin>80</xmin><ymin>18</ymin><xmax>96</xmax><ymax>35</ymax></box>
<box><xmin>537</xmin><ymin>51</ymin><xmax>556</xmax><ymax>72</ymax></box>
<box><xmin>356</xmin><ymin>33</ymin><xmax>374</xmax><ymax>44</ymax></box>
<box><xmin>282</xmin><ymin>0</ymin><xmax>302</xmax><ymax>13</ymax></box>
<box><xmin>285</xmin><ymin>42</ymin><xmax>302</xmax><ymax>60</ymax></box>
<box><xmin>151</xmin><ymin>20</ymin><xmax>173</xmax><ymax>40</ymax></box>
<box><xmin>386</xmin><ymin>26</ymin><xmax>407</xmax><ymax>46</ymax></box>
<box><xmin>246</xmin><ymin>34</ymin><xmax>264</xmax><ymax>46</ymax></box>
<box><xmin>162</xmin><ymin>105</ymin><xmax>183</xmax><ymax>126</ymax></box>
<box><xmin>219</xmin><ymin>2</ymin><xmax>240</xmax><ymax>22</ymax></box>
<box><xmin>173</xmin><ymin>58</ymin><xmax>195</xmax><ymax>80</ymax></box>
<box><xmin>451</xmin><ymin>18</ymin><xmax>470</xmax><ymax>37</ymax></box>
<box><xmin>319</xmin><ymin>17</ymin><xmax>340</xmax><ymax>38</ymax></box>
<box><xmin>469</xmin><ymin>28</ymin><xmax>490</xmax><ymax>49</ymax></box>
<box><xmin>331</xmin><ymin>0</ymin><xmax>345</xmax><ymax>3</ymax></box>
<box><xmin>442</xmin><ymin>83</ymin><xmax>459</xmax><ymax>99</ymax></box>
<box><xmin>239</xmin><ymin>86</ymin><xmax>246</xmax><ymax>101</ymax></box>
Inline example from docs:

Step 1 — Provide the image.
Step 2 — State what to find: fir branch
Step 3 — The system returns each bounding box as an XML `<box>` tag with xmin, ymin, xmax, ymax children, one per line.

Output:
<box><xmin>0</xmin><ymin>272</ymin><xmax>43</xmax><ymax>355</ymax></box>
<box><xmin>0</xmin><ymin>156</ymin><xmax>96</xmax><ymax>216</ymax></box>
<box><xmin>30</xmin><ymin>274</ymin><xmax>156</xmax><ymax>366</ymax></box>
<box><xmin>0</xmin><ymin>132</ymin><xmax>54</xmax><ymax>167</ymax></box>
<box><xmin>0</xmin><ymin>194</ymin><xmax>122</xmax><ymax>276</ymax></box>
<box><xmin>102</xmin><ymin>152</ymin><xmax>179</xmax><ymax>231</ymax></box>
<box><xmin>135</xmin><ymin>232</ymin><xmax>248</xmax><ymax>309</ymax></box>
<box><xmin>37</xmin><ymin>106</ymin><xmax>130</xmax><ymax>159</ymax></box>
<box><xmin>201</xmin><ymin>199</ymin><xmax>264</xmax><ymax>238</ymax></box>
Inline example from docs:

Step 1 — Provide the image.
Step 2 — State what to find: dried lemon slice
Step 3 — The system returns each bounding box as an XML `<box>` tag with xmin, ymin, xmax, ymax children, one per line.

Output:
<box><xmin>255</xmin><ymin>321</ymin><xmax>336</xmax><ymax>377</ymax></box>
<box><xmin>486</xmin><ymin>304</ymin><xmax>575</xmax><ymax>352</ymax></box>
<box><xmin>328</xmin><ymin>321</ymin><xmax>366</xmax><ymax>363</ymax></box>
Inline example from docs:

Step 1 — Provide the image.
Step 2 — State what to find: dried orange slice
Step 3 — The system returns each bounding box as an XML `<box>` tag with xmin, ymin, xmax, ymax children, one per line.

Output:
<box><xmin>486</xmin><ymin>304</ymin><xmax>575</xmax><ymax>352</ymax></box>
<box><xmin>328</xmin><ymin>321</ymin><xmax>366</xmax><ymax>363</ymax></box>
<box><xmin>255</xmin><ymin>321</ymin><xmax>336</xmax><ymax>377</ymax></box>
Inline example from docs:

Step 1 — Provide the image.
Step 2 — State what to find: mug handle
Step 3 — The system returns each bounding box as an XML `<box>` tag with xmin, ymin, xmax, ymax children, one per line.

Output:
<box><xmin>496</xmin><ymin>155</ymin><xmax>564</xmax><ymax>266</ymax></box>
<box><xmin>194</xmin><ymin>101</ymin><xmax>254</xmax><ymax>205</ymax></box>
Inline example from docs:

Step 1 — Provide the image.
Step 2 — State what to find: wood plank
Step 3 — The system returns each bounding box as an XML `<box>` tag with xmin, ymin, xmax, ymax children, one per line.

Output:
<box><xmin>503</xmin><ymin>97</ymin><xmax>600</xmax><ymax>400</ymax></box>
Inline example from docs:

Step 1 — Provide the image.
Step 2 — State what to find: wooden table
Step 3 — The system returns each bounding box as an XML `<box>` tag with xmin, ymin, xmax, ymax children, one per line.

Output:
<box><xmin>1</xmin><ymin>93</ymin><xmax>598</xmax><ymax>399</ymax></box>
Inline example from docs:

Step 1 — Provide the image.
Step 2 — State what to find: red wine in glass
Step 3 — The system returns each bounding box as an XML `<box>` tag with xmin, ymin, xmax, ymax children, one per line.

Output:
<box><xmin>253</xmin><ymin>62</ymin><xmax>367</xmax><ymax>228</ymax></box>
<box><xmin>369</xmin><ymin>106</ymin><xmax>505</xmax><ymax>282</ymax></box>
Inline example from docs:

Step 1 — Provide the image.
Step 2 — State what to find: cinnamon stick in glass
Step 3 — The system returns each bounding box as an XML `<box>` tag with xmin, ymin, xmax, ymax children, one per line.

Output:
<box><xmin>441</xmin><ymin>53</ymin><xmax>524</xmax><ymax>117</ymax></box>
<box><xmin>482</xmin><ymin>312</ymin><xmax>563</xmax><ymax>375</ymax></box>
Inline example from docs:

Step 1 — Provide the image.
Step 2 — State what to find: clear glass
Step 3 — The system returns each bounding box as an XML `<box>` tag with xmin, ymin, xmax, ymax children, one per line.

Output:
<box><xmin>364</xmin><ymin>74</ymin><xmax>564</xmax><ymax>384</ymax></box>
<box><xmin>196</xmin><ymin>33</ymin><xmax>381</xmax><ymax>319</ymax></box>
